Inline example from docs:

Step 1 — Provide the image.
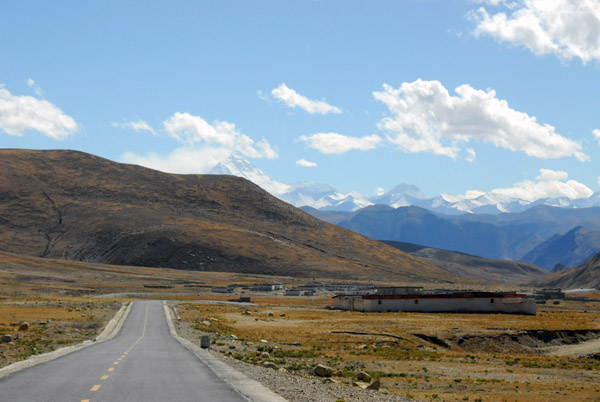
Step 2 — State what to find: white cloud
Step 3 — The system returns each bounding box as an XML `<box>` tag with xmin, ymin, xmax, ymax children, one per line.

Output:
<box><xmin>299</xmin><ymin>132</ymin><xmax>382</xmax><ymax>155</ymax></box>
<box><xmin>112</xmin><ymin>119</ymin><xmax>157</xmax><ymax>135</ymax></box>
<box><xmin>597</xmin><ymin>176</ymin><xmax>600</xmax><ymax>187</ymax></box>
<box><xmin>375</xmin><ymin>187</ymin><xmax>385</xmax><ymax>196</ymax></box>
<box><xmin>271</xmin><ymin>83</ymin><xmax>342</xmax><ymax>115</ymax></box>
<box><xmin>455</xmin><ymin>168</ymin><xmax>593</xmax><ymax>202</ymax></box>
<box><xmin>472</xmin><ymin>0</ymin><xmax>505</xmax><ymax>5</ymax></box>
<box><xmin>296</xmin><ymin>159</ymin><xmax>317</xmax><ymax>168</ymax></box>
<box><xmin>27</xmin><ymin>78</ymin><xmax>44</xmax><ymax>97</ymax></box>
<box><xmin>470</xmin><ymin>0</ymin><xmax>600</xmax><ymax>65</ymax></box>
<box><xmin>0</xmin><ymin>85</ymin><xmax>78</xmax><ymax>140</ymax></box>
<box><xmin>373</xmin><ymin>80</ymin><xmax>587</xmax><ymax>161</ymax></box>
<box><xmin>466</xmin><ymin>148</ymin><xmax>477</xmax><ymax>162</ymax></box>
<box><xmin>163</xmin><ymin>112</ymin><xmax>277</xmax><ymax>159</ymax></box>
<box><xmin>121</xmin><ymin>147</ymin><xmax>231</xmax><ymax>174</ymax></box>
<box><xmin>593</xmin><ymin>128</ymin><xmax>600</xmax><ymax>146</ymax></box>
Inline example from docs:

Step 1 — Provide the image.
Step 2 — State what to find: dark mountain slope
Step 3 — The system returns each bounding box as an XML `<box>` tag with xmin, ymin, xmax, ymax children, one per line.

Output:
<box><xmin>306</xmin><ymin>204</ymin><xmax>600</xmax><ymax>267</ymax></box>
<box><xmin>337</xmin><ymin>205</ymin><xmax>537</xmax><ymax>260</ymax></box>
<box><xmin>522</xmin><ymin>226</ymin><xmax>600</xmax><ymax>270</ymax></box>
<box><xmin>0</xmin><ymin>149</ymin><xmax>452</xmax><ymax>283</ymax></box>
<box><xmin>531</xmin><ymin>252</ymin><xmax>600</xmax><ymax>289</ymax></box>
<box><xmin>382</xmin><ymin>241</ymin><xmax>547</xmax><ymax>284</ymax></box>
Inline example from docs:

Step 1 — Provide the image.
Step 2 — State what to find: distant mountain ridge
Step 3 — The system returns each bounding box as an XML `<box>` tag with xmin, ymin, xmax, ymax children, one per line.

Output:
<box><xmin>521</xmin><ymin>226</ymin><xmax>600</xmax><ymax>270</ymax></box>
<box><xmin>209</xmin><ymin>154</ymin><xmax>600</xmax><ymax>214</ymax></box>
<box><xmin>382</xmin><ymin>240</ymin><xmax>547</xmax><ymax>284</ymax></box>
<box><xmin>532</xmin><ymin>252</ymin><xmax>600</xmax><ymax>289</ymax></box>
<box><xmin>303</xmin><ymin>204</ymin><xmax>600</xmax><ymax>271</ymax></box>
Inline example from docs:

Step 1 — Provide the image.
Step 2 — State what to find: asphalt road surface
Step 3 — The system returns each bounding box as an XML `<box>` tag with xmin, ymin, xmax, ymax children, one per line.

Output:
<box><xmin>0</xmin><ymin>300</ymin><xmax>249</xmax><ymax>402</ymax></box>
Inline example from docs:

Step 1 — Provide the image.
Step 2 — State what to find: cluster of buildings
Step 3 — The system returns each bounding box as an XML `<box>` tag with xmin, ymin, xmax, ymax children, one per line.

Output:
<box><xmin>210</xmin><ymin>282</ymin><xmax>539</xmax><ymax>315</ymax></box>
<box><xmin>333</xmin><ymin>287</ymin><xmax>537</xmax><ymax>315</ymax></box>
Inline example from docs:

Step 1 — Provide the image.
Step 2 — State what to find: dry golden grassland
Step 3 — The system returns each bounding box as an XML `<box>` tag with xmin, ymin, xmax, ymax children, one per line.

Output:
<box><xmin>176</xmin><ymin>296</ymin><xmax>600</xmax><ymax>402</ymax></box>
<box><xmin>3</xmin><ymin>250</ymin><xmax>600</xmax><ymax>400</ymax></box>
<box><xmin>0</xmin><ymin>297</ymin><xmax>121</xmax><ymax>368</ymax></box>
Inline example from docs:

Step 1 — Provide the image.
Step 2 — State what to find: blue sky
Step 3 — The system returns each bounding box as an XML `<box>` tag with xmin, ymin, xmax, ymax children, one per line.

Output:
<box><xmin>1</xmin><ymin>0</ymin><xmax>599</xmax><ymax>201</ymax></box>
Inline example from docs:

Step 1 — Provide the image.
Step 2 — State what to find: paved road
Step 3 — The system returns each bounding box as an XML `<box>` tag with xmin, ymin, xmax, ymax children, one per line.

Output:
<box><xmin>0</xmin><ymin>301</ymin><xmax>249</xmax><ymax>402</ymax></box>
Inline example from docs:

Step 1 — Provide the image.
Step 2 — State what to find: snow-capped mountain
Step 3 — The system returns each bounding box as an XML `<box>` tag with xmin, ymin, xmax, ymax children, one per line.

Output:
<box><xmin>209</xmin><ymin>155</ymin><xmax>600</xmax><ymax>214</ymax></box>
<box><xmin>372</xmin><ymin>183</ymin><xmax>428</xmax><ymax>208</ymax></box>
<box><xmin>209</xmin><ymin>154</ymin><xmax>292</xmax><ymax>195</ymax></box>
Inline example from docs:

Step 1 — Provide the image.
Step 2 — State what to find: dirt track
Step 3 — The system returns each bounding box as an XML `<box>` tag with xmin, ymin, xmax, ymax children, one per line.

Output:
<box><xmin>548</xmin><ymin>337</ymin><xmax>600</xmax><ymax>357</ymax></box>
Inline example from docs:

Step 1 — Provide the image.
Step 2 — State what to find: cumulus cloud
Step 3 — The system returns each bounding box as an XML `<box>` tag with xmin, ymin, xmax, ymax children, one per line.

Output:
<box><xmin>271</xmin><ymin>83</ymin><xmax>342</xmax><ymax>115</ymax></box>
<box><xmin>163</xmin><ymin>112</ymin><xmax>277</xmax><ymax>159</ymax></box>
<box><xmin>470</xmin><ymin>0</ymin><xmax>600</xmax><ymax>65</ymax></box>
<box><xmin>112</xmin><ymin>119</ymin><xmax>157</xmax><ymax>135</ymax></box>
<box><xmin>299</xmin><ymin>132</ymin><xmax>382</xmax><ymax>155</ymax></box>
<box><xmin>296</xmin><ymin>159</ymin><xmax>317</xmax><ymax>168</ymax></box>
<box><xmin>0</xmin><ymin>85</ymin><xmax>78</xmax><ymax>140</ymax></box>
<box><xmin>121</xmin><ymin>147</ymin><xmax>231</xmax><ymax>174</ymax></box>
<box><xmin>593</xmin><ymin>129</ymin><xmax>600</xmax><ymax>146</ymax></box>
<box><xmin>373</xmin><ymin>80</ymin><xmax>587</xmax><ymax>161</ymax></box>
<box><xmin>455</xmin><ymin>168</ymin><xmax>593</xmax><ymax>202</ymax></box>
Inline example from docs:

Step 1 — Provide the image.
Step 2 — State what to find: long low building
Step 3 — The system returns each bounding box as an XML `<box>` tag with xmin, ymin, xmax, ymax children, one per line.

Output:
<box><xmin>333</xmin><ymin>290</ymin><xmax>536</xmax><ymax>315</ymax></box>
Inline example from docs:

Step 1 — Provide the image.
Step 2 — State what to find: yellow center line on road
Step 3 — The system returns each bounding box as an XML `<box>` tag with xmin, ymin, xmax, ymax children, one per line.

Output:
<box><xmin>80</xmin><ymin>304</ymin><xmax>151</xmax><ymax>402</ymax></box>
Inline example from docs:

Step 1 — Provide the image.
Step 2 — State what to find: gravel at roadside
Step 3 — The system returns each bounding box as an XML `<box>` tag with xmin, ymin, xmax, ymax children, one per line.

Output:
<box><xmin>173</xmin><ymin>317</ymin><xmax>412</xmax><ymax>402</ymax></box>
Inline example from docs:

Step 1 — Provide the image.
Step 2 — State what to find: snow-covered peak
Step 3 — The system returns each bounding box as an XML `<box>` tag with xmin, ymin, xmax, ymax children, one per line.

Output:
<box><xmin>208</xmin><ymin>155</ymin><xmax>600</xmax><ymax>214</ymax></box>
<box><xmin>209</xmin><ymin>154</ymin><xmax>291</xmax><ymax>195</ymax></box>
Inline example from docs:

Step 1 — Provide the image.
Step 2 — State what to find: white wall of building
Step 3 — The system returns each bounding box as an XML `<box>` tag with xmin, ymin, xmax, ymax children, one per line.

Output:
<box><xmin>333</xmin><ymin>295</ymin><xmax>536</xmax><ymax>315</ymax></box>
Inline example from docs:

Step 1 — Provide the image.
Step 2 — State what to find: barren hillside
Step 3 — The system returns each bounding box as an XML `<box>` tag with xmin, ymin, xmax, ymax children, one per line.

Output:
<box><xmin>0</xmin><ymin>149</ymin><xmax>453</xmax><ymax>283</ymax></box>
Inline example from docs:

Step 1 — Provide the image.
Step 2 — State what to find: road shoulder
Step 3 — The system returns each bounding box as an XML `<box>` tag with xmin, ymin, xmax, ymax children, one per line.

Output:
<box><xmin>163</xmin><ymin>302</ymin><xmax>288</xmax><ymax>402</ymax></box>
<box><xmin>0</xmin><ymin>302</ymin><xmax>132</xmax><ymax>379</ymax></box>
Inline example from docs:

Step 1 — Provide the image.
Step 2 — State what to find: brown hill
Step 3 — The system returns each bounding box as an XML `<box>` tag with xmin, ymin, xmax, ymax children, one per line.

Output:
<box><xmin>0</xmin><ymin>149</ymin><xmax>454</xmax><ymax>283</ymax></box>
<box><xmin>531</xmin><ymin>252</ymin><xmax>600</xmax><ymax>289</ymax></box>
<box><xmin>382</xmin><ymin>241</ymin><xmax>547</xmax><ymax>284</ymax></box>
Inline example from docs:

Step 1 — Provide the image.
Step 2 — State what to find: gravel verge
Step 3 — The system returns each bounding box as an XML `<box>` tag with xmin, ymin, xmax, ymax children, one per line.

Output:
<box><xmin>170</xmin><ymin>305</ymin><xmax>412</xmax><ymax>402</ymax></box>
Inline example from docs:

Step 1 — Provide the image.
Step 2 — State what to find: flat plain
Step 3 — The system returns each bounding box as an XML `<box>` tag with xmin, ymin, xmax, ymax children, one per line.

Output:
<box><xmin>2</xmin><ymin>251</ymin><xmax>600</xmax><ymax>401</ymax></box>
<box><xmin>173</xmin><ymin>294</ymin><xmax>600</xmax><ymax>402</ymax></box>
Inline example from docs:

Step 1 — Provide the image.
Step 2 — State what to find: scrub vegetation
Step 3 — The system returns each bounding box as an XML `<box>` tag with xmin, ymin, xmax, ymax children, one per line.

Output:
<box><xmin>175</xmin><ymin>295</ymin><xmax>600</xmax><ymax>402</ymax></box>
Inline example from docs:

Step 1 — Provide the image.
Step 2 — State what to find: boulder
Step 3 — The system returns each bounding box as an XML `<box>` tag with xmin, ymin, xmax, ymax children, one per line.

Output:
<box><xmin>260</xmin><ymin>351</ymin><xmax>270</xmax><ymax>359</ymax></box>
<box><xmin>313</xmin><ymin>364</ymin><xmax>334</xmax><ymax>377</ymax></box>
<box><xmin>262</xmin><ymin>361</ymin><xmax>276</xmax><ymax>369</ymax></box>
<box><xmin>18</xmin><ymin>322</ymin><xmax>30</xmax><ymax>331</ymax></box>
<box><xmin>230</xmin><ymin>334</ymin><xmax>238</xmax><ymax>340</ymax></box>
<box><xmin>357</xmin><ymin>371</ymin><xmax>371</xmax><ymax>382</ymax></box>
<box><xmin>367</xmin><ymin>379</ymin><xmax>381</xmax><ymax>391</ymax></box>
<box><xmin>1</xmin><ymin>334</ymin><xmax>12</xmax><ymax>343</ymax></box>
<box><xmin>335</xmin><ymin>370</ymin><xmax>344</xmax><ymax>377</ymax></box>
<box><xmin>322</xmin><ymin>378</ymin><xmax>339</xmax><ymax>384</ymax></box>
